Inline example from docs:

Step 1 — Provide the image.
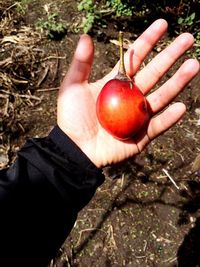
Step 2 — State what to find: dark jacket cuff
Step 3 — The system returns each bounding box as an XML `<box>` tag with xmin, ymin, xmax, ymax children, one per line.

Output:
<box><xmin>48</xmin><ymin>125</ymin><xmax>99</xmax><ymax>171</ymax></box>
<box><xmin>19</xmin><ymin>125</ymin><xmax>105</xmax><ymax>206</ymax></box>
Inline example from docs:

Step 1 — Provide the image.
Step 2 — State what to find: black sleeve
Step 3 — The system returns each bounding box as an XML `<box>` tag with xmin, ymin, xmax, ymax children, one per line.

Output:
<box><xmin>0</xmin><ymin>125</ymin><xmax>104</xmax><ymax>267</ymax></box>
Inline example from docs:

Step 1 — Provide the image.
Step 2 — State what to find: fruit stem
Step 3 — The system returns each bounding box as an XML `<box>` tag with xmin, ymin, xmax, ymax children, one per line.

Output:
<box><xmin>116</xmin><ymin>31</ymin><xmax>131</xmax><ymax>81</ymax></box>
<box><xmin>118</xmin><ymin>31</ymin><xmax>126</xmax><ymax>76</ymax></box>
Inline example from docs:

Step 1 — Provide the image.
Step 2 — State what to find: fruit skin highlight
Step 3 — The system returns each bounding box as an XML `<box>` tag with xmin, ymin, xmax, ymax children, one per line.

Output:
<box><xmin>96</xmin><ymin>31</ymin><xmax>149</xmax><ymax>140</ymax></box>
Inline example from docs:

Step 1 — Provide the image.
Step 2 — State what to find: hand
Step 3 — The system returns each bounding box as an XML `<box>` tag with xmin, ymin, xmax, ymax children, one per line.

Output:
<box><xmin>57</xmin><ymin>19</ymin><xmax>199</xmax><ymax>168</ymax></box>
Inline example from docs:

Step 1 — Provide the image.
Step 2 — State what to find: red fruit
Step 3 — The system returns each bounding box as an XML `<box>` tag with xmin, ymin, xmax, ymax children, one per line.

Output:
<box><xmin>96</xmin><ymin>79</ymin><xmax>149</xmax><ymax>140</ymax></box>
<box><xmin>96</xmin><ymin>32</ymin><xmax>149</xmax><ymax>140</ymax></box>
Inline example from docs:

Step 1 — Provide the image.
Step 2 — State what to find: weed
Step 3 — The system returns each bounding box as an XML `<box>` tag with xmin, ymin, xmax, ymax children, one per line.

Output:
<box><xmin>77</xmin><ymin>0</ymin><xmax>108</xmax><ymax>33</ymax></box>
<box><xmin>106</xmin><ymin>0</ymin><xmax>133</xmax><ymax>17</ymax></box>
<box><xmin>78</xmin><ymin>0</ymin><xmax>94</xmax><ymax>12</ymax></box>
<box><xmin>16</xmin><ymin>0</ymin><xmax>31</xmax><ymax>15</ymax></box>
<box><xmin>77</xmin><ymin>0</ymin><xmax>97</xmax><ymax>33</ymax></box>
<box><xmin>178</xmin><ymin>12</ymin><xmax>196</xmax><ymax>28</ymax></box>
<box><xmin>36</xmin><ymin>13</ymin><xmax>66</xmax><ymax>39</ymax></box>
<box><xmin>177</xmin><ymin>11</ymin><xmax>200</xmax><ymax>58</ymax></box>
<box><xmin>77</xmin><ymin>0</ymin><xmax>134</xmax><ymax>33</ymax></box>
<box><xmin>194</xmin><ymin>33</ymin><xmax>200</xmax><ymax>58</ymax></box>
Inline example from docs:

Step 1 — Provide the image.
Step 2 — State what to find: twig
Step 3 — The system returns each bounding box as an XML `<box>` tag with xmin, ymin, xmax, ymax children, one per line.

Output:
<box><xmin>143</xmin><ymin>240</ymin><xmax>148</xmax><ymax>252</ymax></box>
<box><xmin>36</xmin><ymin>87</ymin><xmax>59</xmax><ymax>92</ymax></box>
<box><xmin>49</xmin><ymin>259</ymin><xmax>54</xmax><ymax>267</ymax></box>
<box><xmin>162</xmin><ymin>255</ymin><xmax>177</xmax><ymax>263</ymax></box>
<box><xmin>36</xmin><ymin>65</ymin><xmax>49</xmax><ymax>87</ymax></box>
<box><xmin>76</xmin><ymin>228</ymin><xmax>100</xmax><ymax>247</ymax></box>
<box><xmin>11</xmin><ymin>77</ymin><xmax>28</xmax><ymax>85</ymax></box>
<box><xmin>156</xmin><ymin>236</ymin><xmax>174</xmax><ymax>244</ymax></box>
<box><xmin>133</xmin><ymin>254</ymin><xmax>146</xmax><ymax>259</ymax></box>
<box><xmin>65</xmin><ymin>254</ymin><xmax>71</xmax><ymax>267</ymax></box>
<box><xmin>17</xmin><ymin>122</ymin><xmax>25</xmax><ymax>133</ymax></box>
<box><xmin>174</xmin><ymin>151</ymin><xmax>185</xmax><ymax>162</ymax></box>
<box><xmin>107</xmin><ymin>225</ymin><xmax>117</xmax><ymax>249</ymax></box>
<box><xmin>4</xmin><ymin>97</ymin><xmax>9</xmax><ymax>117</ymax></box>
<box><xmin>16</xmin><ymin>94</ymin><xmax>42</xmax><ymax>101</ymax></box>
<box><xmin>0</xmin><ymin>90</ymin><xmax>42</xmax><ymax>101</ymax></box>
<box><xmin>41</xmin><ymin>55</ymin><xmax>66</xmax><ymax>61</ymax></box>
<box><xmin>0</xmin><ymin>57</ymin><xmax>12</xmax><ymax>67</ymax></box>
<box><xmin>120</xmin><ymin>173</ymin><xmax>125</xmax><ymax>188</ymax></box>
<box><xmin>162</xmin><ymin>168</ymin><xmax>180</xmax><ymax>190</ymax></box>
<box><xmin>2</xmin><ymin>3</ymin><xmax>18</xmax><ymax>15</ymax></box>
<box><xmin>49</xmin><ymin>48</ymin><xmax>60</xmax><ymax>82</ymax></box>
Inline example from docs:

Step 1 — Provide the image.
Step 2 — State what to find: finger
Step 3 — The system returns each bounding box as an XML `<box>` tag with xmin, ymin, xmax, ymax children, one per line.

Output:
<box><xmin>147</xmin><ymin>59</ymin><xmax>200</xmax><ymax>114</ymax></box>
<box><xmin>104</xmin><ymin>19</ymin><xmax>168</xmax><ymax>81</ymax></box>
<box><xmin>147</xmin><ymin>102</ymin><xmax>186</xmax><ymax>140</ymax></box>
<box><xmin>126</xmin><ymin>19</ymin><xmax>168</xmax><ymax>76</ymax></box>
<box><xmin>61</xmin><ymin>34</ymin><xmax>94</xmax><ymax>88</ymax></box>
<box><xmin>135</xmin><ymin>33</ymin><xmax>195</xmax><ymax>94</ymax></box>
<box><xmin>135</xmin><ymin>102</ymin><xmax>186</xmax><ymax>152</ymax></box>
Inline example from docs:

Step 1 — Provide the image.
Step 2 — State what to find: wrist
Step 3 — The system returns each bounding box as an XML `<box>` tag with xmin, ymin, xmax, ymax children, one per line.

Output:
<box><xmin>48</xmin><ymin>125</ymin><xmax>103</xmax><ymax>170</ymax></box>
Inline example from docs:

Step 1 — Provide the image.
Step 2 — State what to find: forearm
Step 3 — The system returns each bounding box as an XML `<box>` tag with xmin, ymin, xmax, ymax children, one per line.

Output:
<box><xmin>0</xmin><ymin>126</ymin><xmax>104</xmax><ymax>267</ymax></box>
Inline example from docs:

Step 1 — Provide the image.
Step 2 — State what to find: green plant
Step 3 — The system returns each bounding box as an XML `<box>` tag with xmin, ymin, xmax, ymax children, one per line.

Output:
<box><xmin>78</xmin><ymin>0</ymin><xmax>95</xmax><ymax>12</ymax></box>
<box><xmin>77</xmin><ymin>0</ymin><xmax>134</xmax><ymax>33</ymax></box>
<box><xmin>178</xmin><ymin>12</ymin><xmax>196</xmax><ymax>27</ymax></box>
<box><xmin>77</xmin><ymin>0</ymin><xmax>100</xmax><ymax>33</ymax></box>
<box><xmin>16</xmin><ymin>0</ymin><xmax>31</xmax><ymax>15</ymax></box>
<box><xmin>36</xmin><ymin>13</ymin><xmax>66</xmax><ymax>39</ymax></box>
<box><xmin>106</xmin><ymin>0</ymin><xmax>133</xmax><ymax>17</ymax></box>
<box><xmin>194</xmin><ymin>33</ymin><xmax>200</xmax><ymax>58</ymax></box>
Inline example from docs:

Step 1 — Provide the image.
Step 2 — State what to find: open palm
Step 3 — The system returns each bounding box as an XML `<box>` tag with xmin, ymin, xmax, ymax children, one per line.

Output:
<box><xmin>57</xmin><ymin>19</ymin><xmax>199</xmax><ymax>168</ymax></box>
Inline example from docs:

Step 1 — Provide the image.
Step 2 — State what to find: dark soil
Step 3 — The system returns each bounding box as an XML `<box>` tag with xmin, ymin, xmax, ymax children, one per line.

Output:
<box><xmin>0</xmin><ymin>1</ymin><xmax>200</xmax><ymax>267</ymax></box>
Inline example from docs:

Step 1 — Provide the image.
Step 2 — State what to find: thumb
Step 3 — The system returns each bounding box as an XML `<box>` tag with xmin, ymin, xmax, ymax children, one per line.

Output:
<box><xmin>61</xmin><ymin>34</ymin><xmax>94</xmax><ymax>87</ymax></box>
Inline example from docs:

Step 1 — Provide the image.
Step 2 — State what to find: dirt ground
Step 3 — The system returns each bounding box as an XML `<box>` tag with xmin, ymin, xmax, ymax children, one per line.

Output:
<box><xmin>0</xmin><ymin>1</ymin><xmax>200</xmax><ymax>267</ymax></box>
